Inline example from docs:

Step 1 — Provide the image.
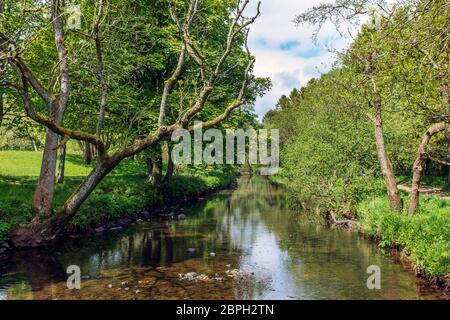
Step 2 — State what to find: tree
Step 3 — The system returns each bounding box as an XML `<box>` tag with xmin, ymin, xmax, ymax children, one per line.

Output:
<box><xmin>1</xmin><ymin>0</ymin><xmax>263</xmax><ymax>248</ymax></box>
<box><xmin>296</xmin><ymin>1</ymin><xmax>404</xmax><ymax>212</ymax></box>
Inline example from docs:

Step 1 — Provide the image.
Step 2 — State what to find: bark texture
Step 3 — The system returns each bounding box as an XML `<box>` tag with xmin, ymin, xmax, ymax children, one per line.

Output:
<box><xmin>408</xmin><ymin>122</ymin><xmax>448</xmax><ymax>215</ymax></box>
<box><xmin>31</xmin><ymin>1</ymin><xmax>70</xmax><ymax>218</ymax></box>
<box><xmin>370</xmin><ymin>107</ymin><xmax>403</xmax><ymax>212</ymax></box>
<box><xmin>56</xmin><ymin>142</ymin><xmax>66</xmax><ymax>184</ymax></box>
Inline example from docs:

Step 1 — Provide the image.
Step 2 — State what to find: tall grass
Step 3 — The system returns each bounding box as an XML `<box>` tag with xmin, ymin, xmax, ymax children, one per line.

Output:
<box><xmin>358</xmin><ymin>196</ymin><xmax>450</xmax><ymax>277</ymax></box>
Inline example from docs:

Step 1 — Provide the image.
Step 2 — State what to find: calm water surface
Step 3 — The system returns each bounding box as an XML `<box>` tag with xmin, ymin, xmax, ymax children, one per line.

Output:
<box><xmin>0</xmin><ymin>176</ymin><xmax>446</xmax><ymax>300</ymax></box>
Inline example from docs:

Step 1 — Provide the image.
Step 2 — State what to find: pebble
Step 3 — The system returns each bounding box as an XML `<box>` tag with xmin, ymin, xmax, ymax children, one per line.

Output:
<box><xmin>187</xmin><ymin>248</ymin><xmax>197</xmax><ymax>254</ymax></box>
<box><xmin>108</xmin><ymin>284</ymin><xmax>113</xmax><ymax>289</ymax></box>
<box><xmin>185</xmin><ymin>272</ymin><xmax>198</xmax><ymax>281</ymax></box>
<box><xmin>210</xmin><ymin>252</ymin><xmax>216</xmax><ymax>257</ymax></box>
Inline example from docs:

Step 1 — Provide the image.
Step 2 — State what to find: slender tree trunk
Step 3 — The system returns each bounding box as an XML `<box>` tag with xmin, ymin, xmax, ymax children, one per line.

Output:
<box><xmin>446</xmin><ymin>128</ymin><xmax>450</xmax><ymax>183</ymax></box>
<box><xmin>56</xmin><ymin>141</ymin><xmax>66</xmax><ymax>184</ymax></box>
<box><xmin>442</xmin><ymin>82</ymin><xmax>449</xmax><ymax>182</ymax></box>
<box><xmin>145</xmin><ymin>144</ymin><xmax>164</xmax><ymax>202</ymax></box>
<box><xmin>409</xmin><ymin>123</ymin><xmax>448</xmax><ymax>215</ymax></box>
<box><xmin>150</xmin><ymin>151</ymin><xmax>162</xmax><ymax>189</ymax></box>
<box><xmin>0</xmin><ymin>93</ymin><xmax>4</xmax><ymax>126</ymax></box>
<box><xmin>31</xmin><ymin>1</ymin><xmax>70</xmax><ymax>220</ymax></box>
<box><xmin>162</xmin><ymin>144</ymin><xmax>175</xmax><ymax>186</ymax></box>
<box><xmin>371</xmin><ymin>110</ymin><xmax>403</xmax><ymax>212</ymax></box>
<box><xmin>83</xmin><ymin>142</ymin><xmax>93</xmax><ymax>164</ymax></box>
<box><xmin>31</xmin><ymin>128</ymin><xmax>59</xmax><ymax>218</ymax></box>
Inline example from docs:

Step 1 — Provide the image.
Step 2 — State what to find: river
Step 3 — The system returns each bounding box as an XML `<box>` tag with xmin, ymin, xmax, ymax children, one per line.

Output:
<box><xmin>0</xmin><ymin>176</ymin><xmax>445</xmax><ymax>300</ymax></box>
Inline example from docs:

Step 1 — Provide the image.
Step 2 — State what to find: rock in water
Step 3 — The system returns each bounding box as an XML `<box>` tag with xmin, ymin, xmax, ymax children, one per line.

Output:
<box><xmin>178</xmin><ymin>214</ymin><xmax>187</xmax><ymax>220</ymax></box>
<box><xmin>187</xmin><ymin>248</ymin><xmax>197</xmax><ymax>254</ymax></box>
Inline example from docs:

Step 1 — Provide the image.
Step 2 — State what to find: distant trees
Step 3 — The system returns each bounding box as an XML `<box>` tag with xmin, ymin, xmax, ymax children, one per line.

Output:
<box><xmin>0</xmin><ymin>0</ymin><xmax>267</xmax><ymax>247</ymax></box>
<box><xmin>266</xmin><ymin>0</ymin><xmax>449</xmax><ymax>214</ymax></box>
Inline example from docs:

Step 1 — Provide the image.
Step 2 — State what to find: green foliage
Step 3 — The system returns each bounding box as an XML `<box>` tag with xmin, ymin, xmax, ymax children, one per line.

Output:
<box><xmin>358</xmin><ymin>196</ymin><xmax>450</xmax><ymax>277</ymax></box>
<box><xmin>0</xmin><ymin>151</ymin><xmax>236</xmax><ymax>244</ymax></box>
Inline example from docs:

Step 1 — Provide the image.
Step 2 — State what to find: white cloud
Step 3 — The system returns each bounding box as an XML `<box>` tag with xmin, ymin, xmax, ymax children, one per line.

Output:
<box><xmin>244</xmin><ymin>0</ymin><xmax>354</xmax><ymax>119</ymax></box>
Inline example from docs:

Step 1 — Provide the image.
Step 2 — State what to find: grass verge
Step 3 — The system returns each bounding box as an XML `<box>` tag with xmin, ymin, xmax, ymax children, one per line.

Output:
<box><xmin>357</xmin><ymin>196</ymin><xmax>450</xmax><ymax>279</ymax></box>
<box><xmin>0</xmin><ymin>151</ymin><xmax>236</xmax><ymax>244</ymax></box>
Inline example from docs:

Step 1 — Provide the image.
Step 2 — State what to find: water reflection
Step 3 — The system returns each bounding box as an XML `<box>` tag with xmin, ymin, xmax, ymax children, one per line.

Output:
<box><xmin>0</xmin><ymin>176</ymin><xmax>446</xmax><ymax>300</ymax></box>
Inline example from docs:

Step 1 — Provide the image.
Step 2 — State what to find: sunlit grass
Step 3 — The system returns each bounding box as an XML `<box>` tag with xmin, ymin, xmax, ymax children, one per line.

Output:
<box><xmin>358</xmin><ymin>196</ymin><xmax>450</xmax><ymax>277</ymax></box>
<box><xmin>0</xmin><ymin>151</ymin><xmax>236</xmax><ymax>244</ymax></box>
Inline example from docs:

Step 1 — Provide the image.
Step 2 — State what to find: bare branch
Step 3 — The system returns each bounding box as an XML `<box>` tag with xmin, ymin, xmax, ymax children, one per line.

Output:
<box><xmin>429</xmin><ymin>156</ymin><xmax>450</xmax><ymax>167</ymax></box>
<box><xmin>179</xmin><ymin>0</ymin><xmax>260</xmax><ymax>126</ymax></box>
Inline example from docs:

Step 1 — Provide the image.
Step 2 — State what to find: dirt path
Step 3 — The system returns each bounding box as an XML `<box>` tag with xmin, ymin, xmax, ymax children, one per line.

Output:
<box><xmin>398</xmin><ymin>184</ymin><xmax>450</xmax><ymax>201</ymax></box>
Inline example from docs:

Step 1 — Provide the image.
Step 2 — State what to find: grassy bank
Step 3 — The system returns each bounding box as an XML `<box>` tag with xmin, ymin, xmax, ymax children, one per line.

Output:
<box><xmin>357</xmin><ymin>196</ymin><xmax>450</xmax><ymax>279</ymax></box>
<box><xmin>0</xmin><ymin>151</ymin><xmax>236</xmax><ymax>244</ymax></box>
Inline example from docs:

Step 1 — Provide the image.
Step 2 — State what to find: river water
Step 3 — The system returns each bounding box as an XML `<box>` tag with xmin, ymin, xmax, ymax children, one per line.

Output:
<box><xmin>0</xmin><ymin>176</ymin><xmax>445</xmax><ymax>300</ymax></box>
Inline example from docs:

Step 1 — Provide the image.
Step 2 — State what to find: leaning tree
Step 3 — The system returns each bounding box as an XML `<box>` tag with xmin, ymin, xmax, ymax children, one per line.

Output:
<box><xmin>0</xmin><ymin>0</ymin><xmax>262</xmax><ymax>248</ymax></box>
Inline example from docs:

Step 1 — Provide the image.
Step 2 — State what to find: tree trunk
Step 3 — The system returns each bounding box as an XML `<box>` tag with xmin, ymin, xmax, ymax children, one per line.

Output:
<box><xmin>409</xmin><ymin>122</ymin><xmax>448</xmax><ymax>215</ymax></box>
<box><xmin>162</xmin><ymin>144</ymin><xmax>174</xmax><ymax>186</ymax></box>
<box><xmin>444</xmin><ymin>81</ymin><xmax>450</xmax><ymax>183</ymax></box>
<box><xmin>144</xmin><ymin>144</ymin><xmax>164</xmax><ymax>202</ymax></box>
<box><xmin>145</xmin><ymin>143</ymin><xmax>163</xmax><ymax>189</ymax></box>
<box><xmin>446</xmin><ymin>128</ymin><xmax>450</xmax><ymax>183</ymax></box>
<box><xmin>11</xmin><ymin>158</ymin><xmax>114</xmax><ymax>248</ymax></box>
<box><xmin>371</xmin><ymin>111</ymin><xmax>403</xmax><ymax>212</ymax></box>
<box><xmin>150</xmin><ymin>152</ymin><xmax>162</xmax><ymax>189</ymax></box>
<box><xmin>56</xmin><ymin>141</ymin><xmax>66</xmax><ymax>184</ymax></box>
<box><xmin>0</xmin><ymin>93</ymin><xmax>4</xmax><ymax>126</ymax></box>
<box><xmin>83</xmin><ymin>142</ymin><xmax>93</xmax><ymax>164</ymax></box>
<box><xmin>31</xmin><ymin>129</ymin><xmax>59</xmax><ymax>219</ymax></box>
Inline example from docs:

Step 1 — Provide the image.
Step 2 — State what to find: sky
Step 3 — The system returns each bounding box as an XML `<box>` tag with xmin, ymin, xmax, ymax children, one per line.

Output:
<box><xmin>245</xmin><ymin>0</ymin><xmax>353</xmax><ymax>120</ymax></box>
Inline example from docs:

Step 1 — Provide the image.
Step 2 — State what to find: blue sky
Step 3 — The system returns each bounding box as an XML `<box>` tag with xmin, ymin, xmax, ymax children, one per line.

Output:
<box><xmin>245</xmin><ymin>0</ymin><xmax>352</xmax><ymax>120</ymax></box>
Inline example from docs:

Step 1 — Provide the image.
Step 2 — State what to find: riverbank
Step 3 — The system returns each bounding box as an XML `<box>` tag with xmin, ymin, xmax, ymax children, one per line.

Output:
<box><xmin>357</xmin><ymin>196</ymin><xmax>450</xmax><ymax>293</ymax></box>
<box><xmin>268</xmin><ymin>176</ymin><xmax>450</xmax><ymax>294</ymax></box>
<box><xmin>1</xmin><ymin>176</ymin><xmax>443</xmax><ymax>300</ymax></box>
<box><xmin>0</xmin><ymin>151</ymin><xmax>237</xmax><ymax>255</ymax></box>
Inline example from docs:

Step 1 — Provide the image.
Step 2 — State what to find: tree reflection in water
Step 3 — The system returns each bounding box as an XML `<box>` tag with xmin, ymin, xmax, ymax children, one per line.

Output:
<box><xmin>0</xmin><ymin>176</ymin><xmax>445</xmax><ymax>300</ymax></box>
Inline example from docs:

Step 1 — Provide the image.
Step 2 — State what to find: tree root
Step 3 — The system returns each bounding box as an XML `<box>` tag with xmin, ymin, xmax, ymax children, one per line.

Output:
<box><xmin>324</xmin><ymin>211</ymin><xmax>357</xmax><ymax>230</ymax></box>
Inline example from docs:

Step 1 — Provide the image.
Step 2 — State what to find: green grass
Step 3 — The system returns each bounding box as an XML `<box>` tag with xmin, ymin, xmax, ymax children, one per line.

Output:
<box><xmin>357</xmin><ymin>196</ymin><xmax>450</xmax><ymax>278</ymax></box>
<box><xmin>0</xmin><ymin>151</ymin><xmax>236</xmax><ymax>244</ymax></box>
<box><xmin>0</xmin><ymin>151</ymin><xmax>95</xmax><ymax>177</ymax></box>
